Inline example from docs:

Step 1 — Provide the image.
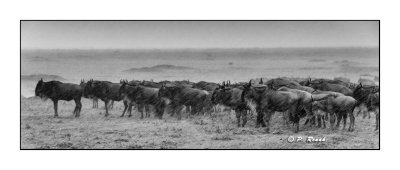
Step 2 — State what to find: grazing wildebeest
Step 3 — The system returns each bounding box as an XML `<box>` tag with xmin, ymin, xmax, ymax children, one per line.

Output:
<box><xmin>35</xmin><ymin>78</ymin><xmax>82</xmax><ymax>117</ymax></box>
<box><xmin>312</xmin><ymin>95</ymin><xmax>357</xmax><ymax>131</ymax></box>
<box><xmin>301</xmin><ymin>78</ymin><xmax>356</xmax><ymax>89</ymax></box>
<box><xmin>119</xmin><ymin>81</ymin><xmax>164</xmax><ymax>119</ymax></box>
<box><xmin>83</xmin><ymin>79</ymin><xmax>128</xmax><ymax>117</ymax></box>
<box><xmin>308</xmin><ymin>81</ymin><xmax>353</xmax><ymax>96</ymax></box>
<box><xmin>277</xmin><ymin>87</ymin><xmax>334</xmax><ymax>128</ymax></box>
<box><xmin>211</xmin><ymin>84</ymin><xmax>249</xmax><ymax>127</ymax></box>
<box><xmin>80</xmin><ymin>79</ymin><xmax>99</xmax><ymax>108</ymax></box>
<box><xmin>158</xmin><ymin>84</ymin><xmax>211</xmax><ymax>120</ymax></box>
<box><xmin>241</xmin><ymin>81</ymin><xmax>304</xmax><ymax>133</ymax></box>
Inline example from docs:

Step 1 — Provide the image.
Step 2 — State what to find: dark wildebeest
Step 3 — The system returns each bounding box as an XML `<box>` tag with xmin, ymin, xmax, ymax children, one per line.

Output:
<box><xmin>158</xmin><ymin>84</ymin><xmax>211</xmax><ymax>120</ymax></box>
<box><xmin>83</xmin><ymin>79</ymin><xmax>128</xmax><ymax>117</ymax></box>
<box><xmin>311</xmin><ymin>94</ymin><xmax>357</xmax><ymax>131</ymax></box>
<box><xmin>309</xmin><ymin>81</ymin><xmax>353</xmax><ymax>96</ymax></box>
<box><xmin>368</xmin><ymin>92</ymin><xmax>379</xmax><ymax>130</ymax></box>
<box><xmin>80</xmin><ymin>79</ymin><xmax>99</xmax><ymax>108</ymax></box>
<box><xmin>119</xmin><ymin>80</ymin><xmax>164</xmax><ymax>119</ymax></box>
<box><xmin>193</xmin><ymin>81</ymin><xmax>219</xmax><ymax>92</ymax></box>
<box><xmin>35</xmin><ymin>78</ymin><xmax>82</xmax><ymax>117</ymax></box>
<box><xmin>211</xmin><ymin>84</ymin><xmax>249</xmax><ymax>127</ymax></box>
<box><xmin>241</xmin><ymin>81</ymin><xmax>304</xmax><ymax>133</ymax></box>
<box><xmin>353</xmin><ymin>83</ymin><xmax>380</xmax><ymax>130</ymax></box>
<box><xmin>140</xmin><ymin>80</ymin><xmax>162</xmax><ymax>88</ymax></box>
<box><xmin>277</xmin><ymin>87</ymin><xmax>334</xmax><ymax>128</ymax></box>
<box><xmin>265</xmin><ymin>78</ymin><xmax>301</xmax><ymax>90</ymax></box>
<box><xmin>301</xmin><ymin>78</ymin><xmax>354</xmax><ymax>96</ymax></box>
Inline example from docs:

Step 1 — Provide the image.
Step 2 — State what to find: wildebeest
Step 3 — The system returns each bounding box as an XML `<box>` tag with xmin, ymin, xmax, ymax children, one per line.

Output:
<box><xmin>353</xmin><ymin>83</ymin><xmax>379</xmax><ymax>130</ymax></box>
<box><xmin>307</xmin><ymin>80</ymin><xmax>353</xmax><ymax>96</ymax></box>
<box><xmin>368</xmin><ymin>92</ymin><xmax>379</xmax><ymax>130</ymax></box>
<box><xmin>158</xmin><ymin>83</ymin><xmax>211</xmax><ymax>120</ymax></box>
<box><xmin>83</xmin><ymin>79</ymin><xmax>128</xmax><ymax>117</ymax></box>
<box><xmin>211</xmin><ymin>84</ymin><xmax>249</xmax><ymax>127</ymax></box>
<box><xmin>311</xmin><ymin>94</ymin><xmax>357</xmax><ymax>131</ymax></box>
<box><xmin>193</xmin><ymin>81</ymin><xmax>219</xmax><ymax>92</ymax></box>
<box><xmin>35</xmin><ymin>78</ymin><xmax>82</xmax><ymax>117</ymax></box>
<box><xmin>119</xmin><ymin>80</ymin><xmax>164</xmax><ymax>119</ymax></box>
<box><xmin>265</xmin><ymin>78</ymin><xmax>301</xmax><ymax>90</ymax></box>
<box><xmin>241</xmin><ymin>81</ymin><xmax>304</xmax><ymax>133</ymax></box>
<box><xmin>80</xmin><ymin>79</ymin><xmax>99</xmax><ymax>108</ymax></box>
<box><xmin>277</xmin><ymin>87</ymin><xmax>334</xmax><ymax>127</ymax></box>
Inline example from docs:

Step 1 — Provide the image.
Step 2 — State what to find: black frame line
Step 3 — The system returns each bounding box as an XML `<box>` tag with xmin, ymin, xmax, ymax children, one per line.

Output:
<box><xmin>20</xmin><ymin>20</ymin><xmax>380</xmax><ymax>150</ymax></box>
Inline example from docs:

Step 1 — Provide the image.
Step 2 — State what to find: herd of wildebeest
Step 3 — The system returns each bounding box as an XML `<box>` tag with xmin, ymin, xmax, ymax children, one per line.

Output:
<box><xmin>34</xmin><ymin>77</ymin><xmax>380</xmax><ymax>133</ymax></box>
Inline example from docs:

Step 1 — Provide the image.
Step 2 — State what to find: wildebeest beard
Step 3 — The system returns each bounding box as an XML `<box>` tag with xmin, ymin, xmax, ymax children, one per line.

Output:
<box><xmin>241</xmin><ymin>86</ymin><xmax>265</xmax><ymax>108</ymax></box>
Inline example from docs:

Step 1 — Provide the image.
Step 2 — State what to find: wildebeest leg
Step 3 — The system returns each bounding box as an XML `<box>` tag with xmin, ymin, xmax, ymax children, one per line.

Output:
<box><xmin>255</xmin><ymin>107</ymin><xmax>265</xmax><ymax>128</ymax></box>
<box><xmin>348</xmin><ymin>111</ymin><xmax>355</xmax><ymax>132</ymax></box>
<box><xmin>145</xmin><ymin>105</ymin><xmax>150</xmax><ymax>118</ymax></box>
<box><xmin>316</xmin><ymin>115</ymin><xmax>322</xmax><ymax>128</ymax></box>
<box><xmin>175</xmin><ymin>105</ymin><xmax>184</xmax><ymax>120</ymax></box>
<box><xmin>375</xmin><ymin>108</ymin><xmax>379</xmax><ymax>130</ymax></box>
<box><xmin>342</xmin><ymin>113</ymin><xmax>348</xmax><ymax>130</ymax></box>
<box><xmin>74</xmin><ymin>99</ymin><xmax>81</xmax><ymax>117</ymax></box>
<box><xmin>121</xmin><ymin>101</ymin><xmax>128</xmax><ymax>117</ymax></box>
<box><xmin>322</xmin><ymin>115</ymin><xmax>326</xmax><ymax>128</ymax></box>
<box><xmin>104</xmin><ymin>100</ymin><xmax>110</xmax><ymax>117</ymax></box>
<box><xmin>138</xmin><ymin>104</ymin><xmax>144</xmax><ymax>119</ymax></box>
<box><xmin>95</xmin><ymin>98</ymin><xmax>98</xmax><ymax>108</ymax></box>
<box><xmin>263</xmin><ymin>111</ymin><xmax>273</xmax><ymax>133</ymax></box>
<box><xmin>53</xmin><ymin>100</ymin><xmax>59</xmax><ymax>117</ymax></box>
<box><xmin>241</xmin><ymin>110</ymin><xmax>247</xmax><ymax>127</ymax></box>
<box><xmin>235</xmin><ymin>110</ymin><xmax>241</xmax><ymax>127</ymax></box>
<box><xmin>329</xmin><ymin>113</ymin><xmax>336</xmax><ymax>130</ymax></box>
<box><xmin>92</xmin><ymin>99</ymin><xmax>96</xmax><ymax>108</ymax></box>
<box><xmin>335</xmin><ymin>113</ymin><xmax>342</xmax><ymax>129</ymax></box>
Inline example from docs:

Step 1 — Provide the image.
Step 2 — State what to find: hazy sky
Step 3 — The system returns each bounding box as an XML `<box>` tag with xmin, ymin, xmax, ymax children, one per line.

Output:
<box><xmin>21</xmin><ymin>21</ymin><xmax>379</xmax><ymax>49</ymax></box>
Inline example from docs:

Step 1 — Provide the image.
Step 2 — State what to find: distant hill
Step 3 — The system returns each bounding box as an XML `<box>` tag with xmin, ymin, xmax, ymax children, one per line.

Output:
<box><xmin>123</xmin><ymin>64</ymin><xmax>195</xmax><ymax>73</ymax></box>
<box><xmin>21</xmin><ymin>74</ymin><xmax>66</xmax><ymax>81</ymax></box>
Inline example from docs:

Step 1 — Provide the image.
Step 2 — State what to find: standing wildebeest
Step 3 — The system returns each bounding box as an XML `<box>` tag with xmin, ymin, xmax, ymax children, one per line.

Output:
<box><xmin>211</xmin><ymin>84</ymin><xmax>249</xmax><ymax>127</ymax></box>
<box><xmin>277</xmin><ymin>87</ymin><xmax>334</xmax><ymax>128</ymax></box>
<box><xmin>193</xmin><ymin>81</ymin><xmax>219</xmax><ymax>92</ymax></box>
<box><xmin>265</xmin><ymin>78</ymin><xmax>301</xmax><ymax>90</ymax></box>
<box><xmin>301</xmin><ymin>78</ymin><xmax>354</xmax><ymax>96</ymax></box>
<box><xmin>80</xmin><ymin>79</ymin><xmax>99</xmax><ymax>108</ymax></box>
<box><xmin>241</xmin><ymin>81</ymin><xmax>304</xmax><ymax>133</ymax></box>
<box><xmin>83</xmin><ymin>79</ymin><xmax>128</xmax><ymax>117</ymax></box>
<box><xmin>368</xmin><ymin>92</ymin><xmax>379</xmax><ymax>130</ymax></box>
<box><xmin>158</xmin><ymin>84</ymin><xmax>211</xmax><ymax>120</ymax></box>
<box><xmin>312</xmin><ymin>94</ymin><xmax>357</xmax><ymax>131</ymax></box>
<box><xmin>35</xmin><ymin>78</ymin><xmax>82</xmax><ymax>117</ymax></box>
<box><xmin>353</xmin><ymin>83</ymin><xmax>380</xmax><ymax>130</ymax></box>
<box><xmin>119</xmin><ymin>81</ymin><xmax>164</xmax><ymax>119</ymax></box>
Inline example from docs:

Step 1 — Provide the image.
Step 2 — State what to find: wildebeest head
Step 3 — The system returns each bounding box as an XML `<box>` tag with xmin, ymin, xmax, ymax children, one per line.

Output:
<box><xmin>35</xmin><ymin>78</ymin><xmax>44</xmax><ymax>97</ymax></box>
<box><xmin>119</xmin><ymin>80</ymin><xmax>130</xmax><ymax>98</ymax></box>
<box><xmin>158</xmin><ymin>83</ymin><xmax>175</xmax><ymax>100</ymax></box>
<box><xmin>299</xmin><ymin>77</ymin><xmax>312</xmax><ymax>86</ymax></box>
<box><xmin>83</xmin><ymin>79</ymin><xmax>94</xmax><ymax>98</ymax></box>
<box><xmin>211</xmin><ymin>83</ymin><xmax>228</xmax><ymax>104</ymax></box>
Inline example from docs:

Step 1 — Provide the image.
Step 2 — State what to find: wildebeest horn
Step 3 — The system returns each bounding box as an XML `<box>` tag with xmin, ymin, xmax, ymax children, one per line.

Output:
<box><xmin>248</xmin><ymin>80</ymin><xmax>252</xmax><ymax>86</ymax></box>
<box><xmin>40</xmin><ymin>78</ymin><xmax>43</xmax><ymax>82</ymax></box>
<box><xmin>260</xmin><ymin>78</ymin><xmax>263</xmax><ymax>84</ymax></box>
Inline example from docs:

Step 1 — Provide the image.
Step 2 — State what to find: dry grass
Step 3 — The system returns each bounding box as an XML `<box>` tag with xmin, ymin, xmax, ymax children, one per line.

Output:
<box><xmin>21</xmin><ymin>97</ymin><xmax>379</xmax><ymax>149</ymax></box>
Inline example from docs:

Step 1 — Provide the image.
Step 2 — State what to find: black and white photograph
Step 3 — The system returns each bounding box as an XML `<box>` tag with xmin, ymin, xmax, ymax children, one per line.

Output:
<box><xmin>20</xmin><ymin>20</ymin><xmax>379</xmax><ymax>149</ymax></box>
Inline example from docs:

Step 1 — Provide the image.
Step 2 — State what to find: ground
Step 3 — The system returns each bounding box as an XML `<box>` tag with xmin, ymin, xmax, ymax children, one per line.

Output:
<box><xmin>21</xmin><ymin>97</ymin><xmax>379</xmax><ymax>149</ymax></box>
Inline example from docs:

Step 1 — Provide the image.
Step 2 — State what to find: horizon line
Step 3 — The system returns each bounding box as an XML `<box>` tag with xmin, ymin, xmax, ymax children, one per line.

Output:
<box><xmin>21</xmin><ymin>46</ymin><xmax>379</xmax><ymax>51</ymax></box>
